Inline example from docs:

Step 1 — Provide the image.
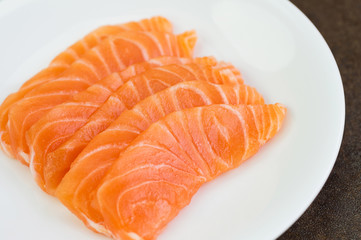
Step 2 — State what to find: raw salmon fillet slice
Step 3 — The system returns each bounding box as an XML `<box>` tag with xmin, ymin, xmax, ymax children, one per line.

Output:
<box><xmin>56</xmin><ymin>80</ymin><xmax>264</xmax><ymax>233</ymax></box>
<box><xmin>0</xmin><ymin>16</ymin><xmax>172</xmax><ymax>158</ymax></box>
<box><xmin>47</xmin><ymin>17</ymin><xmax>173</xmax><ymax>70</ymax></box>
<box><xmin>24</xmin><ymin>16</ymin><xmax>173</xmax><ymax>89</ymax></box>
<box><xmin>29</xmin><ymin>57</ymin><xmax>242</xmax><ymax>193</ymax></box>
<box><xmin>96</xmin><ymin>103</ymin><xmax>286</xmax><ymax>240</ymax></box>
<box><xmin>7</xmin><ymin>30</ymin><xmax>197</xmax><ymax>163</ymax></box>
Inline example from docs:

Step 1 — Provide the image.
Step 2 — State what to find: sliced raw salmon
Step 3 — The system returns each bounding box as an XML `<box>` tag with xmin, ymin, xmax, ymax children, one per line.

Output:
<box><xmin>26</xmin><ymin>56</ymin><xmax>192</xmax><ymax>190</ymax></box>
<box><xmin>23</xmin><ymin>16</ymin><xmax>173</xmax><ymax>89</ymax></box>
<box><xmin>30</xmin><ymin>58</ymin><xmax>242</xmax><ymax>193</ymax></box>
<box><xmin>7</xmin><ymin>30</ymin><xmax>196</xmax><ymax>163</ymax></box>
<box><xmin>0</xmin><ymin>16</ymin><xmax>172</xmax><ymax>158</ymax></box>
<box><xmin>48</xmin><ymin>16</ymin><xmax>173</xmax><ymax>70</ymax></box>
<box><xmin>96</xmin><ymin>103</ymin><xmax>286</xmax><ymax>240</ymax></box>
<box><xmin>56</xmin><ymin>80</ymin><xmax>263</xmax><ymax>233</ymax></box>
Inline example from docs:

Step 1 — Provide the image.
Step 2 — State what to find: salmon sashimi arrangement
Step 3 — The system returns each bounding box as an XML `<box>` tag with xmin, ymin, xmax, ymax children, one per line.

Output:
<box><xmin>0</xmin><ymin>16</ymin><xmax>172</xmax><ymax>158</ymax></box>
<box><xmin>7</xmin><ymin>29</ymin><xmax>196</xmax><ymax>164</ymax></box>
<box><xmin>0</xmin><ymin>16</ymin><xmax>286</xmax><ymax>240</ymax></box>
<box><xmin>28</xmin><ymin>57</ymin><xmax>242</xmax><ymax>194</ymax></box>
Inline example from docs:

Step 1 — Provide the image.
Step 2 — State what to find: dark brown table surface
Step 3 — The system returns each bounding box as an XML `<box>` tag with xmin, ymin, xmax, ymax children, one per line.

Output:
<box><xmin>278</xmin><ymin>0</ymin><xmax>361</xmax><ymax>239</ymax></box>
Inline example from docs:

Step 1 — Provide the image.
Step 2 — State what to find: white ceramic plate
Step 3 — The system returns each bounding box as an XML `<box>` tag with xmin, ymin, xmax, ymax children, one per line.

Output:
<box><xmin>0</xmin><ymin>0</ymin><xmax>344</xmax><ymax>239</ymax></box>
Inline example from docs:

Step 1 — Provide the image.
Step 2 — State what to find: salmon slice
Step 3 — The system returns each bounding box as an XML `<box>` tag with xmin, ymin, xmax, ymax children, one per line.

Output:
<box><xmin>47</xmin><ymin>16</ymin><xmax>173</xmax><ymax>70</ymax></box>
<box><xmin>0</xmin><ymin>16</ymin><xmax>172</xmax><ymax>158</ymax></box>
<box><xmin>7</xmin><ymin>30</ymin><xmax>197</xmax><ymax>163</ymax></box>
<box><xmin>56</xmin><ymin>80</ymin><xmax>264</xmax><ymax>234</ymax></box>
<box><xmin>24</xmin><ymin>16</ymin><xmax>173</xmax><ymax>89</ymax></box>
<box><xmin>95</xmin><ymin>103</ymin><xmax>286</xmax><ymax>240</ymax></box>
<box><xmin>29</xmin><ymin>58</ymin><xmax>242</xmax><ymax>193</ymax></box>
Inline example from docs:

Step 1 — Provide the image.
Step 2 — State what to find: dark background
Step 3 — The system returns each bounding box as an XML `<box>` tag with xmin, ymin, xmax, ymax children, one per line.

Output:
<box><xmin>278</xmin><ymin>0</ymin><xmax>361</xmax><ymax>239</ymax></box>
